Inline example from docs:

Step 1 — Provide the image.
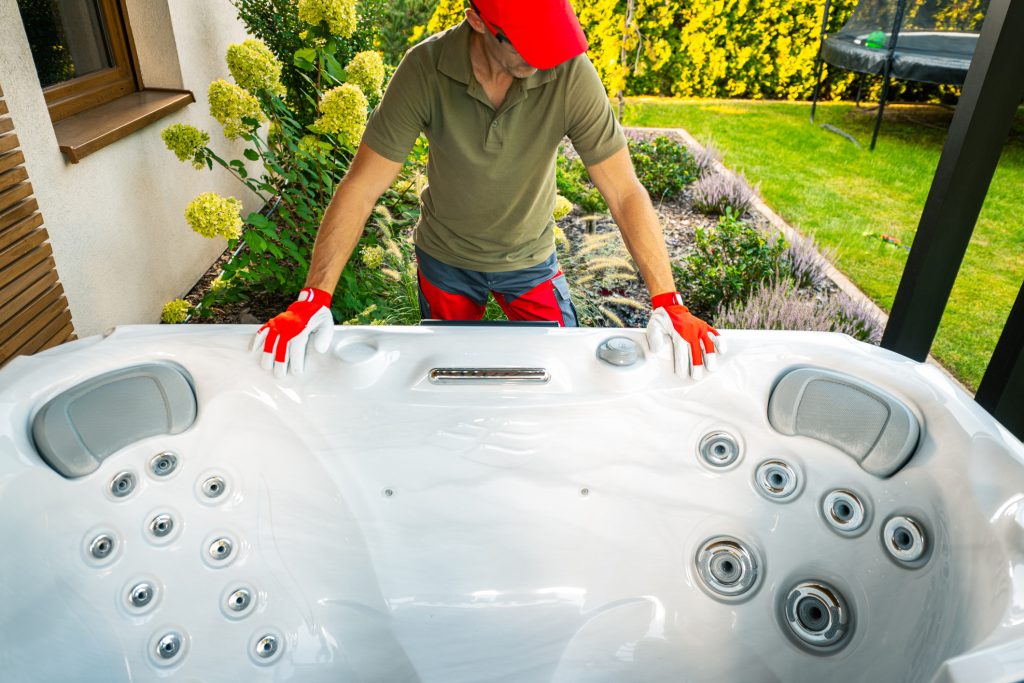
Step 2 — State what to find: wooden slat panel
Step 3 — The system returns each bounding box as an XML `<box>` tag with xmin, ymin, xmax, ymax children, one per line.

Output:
<box><xmin>0</xmin><ymin>167</ymin><xmax>28</xmax><ymax>193</ymax></box>
<box><xmin>0</xmin><ymin>198</ymin><xmax>38</xmax><ymax>232</ymax></box>
<box><xmin>0</xmin><ymin>277</ymin><xmax>63</xmax><ymax>327</ymax></box>
<box><xmin>10</xmin><ymin>308</ymin><xmax>73</xmax><ymax>361</ymax></box>
<box><xmin>0</xmin><ymin>132</ymin><xmax>18</xmax><ymax>155</ymax></box>
<box><xmin>0</xmin><ymin>213</ymin><xmax>44</xmax><ymax>253</ymax></box>
<box><xmin>35</xmin><ymin>320</ymin><xmax>75</xmax><ymax>357</ymax></box>
<box><xmin>0</xmin><ymin>242</ymin><xmax>52</xmax><ymax>291</ymax></box>
<box><xmin>0</xmin><ymin>286</ymin><xmax>64</xmax><ymax>348</ymax></box>
<box><xmin>0</xmin><ymin>229</ymin><xmax>47</xmax><ymax>271</ymax></box>
<box><xmin>1</xmin><ymin>302</ymin><xmax>68</xmax><ymax>364</ymax></box>
<box><xmin>0</xmin><ymin>151</ymin><xmax>25</xmax><ymax>175</ymax></box>
<box><xmin>0</xmin><ymin>93</ymin><xmax>76</xmax><ymax>367</ymax></box>
<box><xmin>0</xmin><ymin>182</ymin><xmax>33</xmax><ymax>214</ymax></box>
<box><xmin>0</xmin><ymin>257</ymin><xmax>56</xmax><ymax>305</ymax></box>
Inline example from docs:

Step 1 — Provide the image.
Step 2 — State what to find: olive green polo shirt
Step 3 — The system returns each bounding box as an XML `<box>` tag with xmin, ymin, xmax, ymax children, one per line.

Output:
<box><xmin>361</xmin><ymin>21</ymin><xmax>626</xmax><ymax>272</ymax></box>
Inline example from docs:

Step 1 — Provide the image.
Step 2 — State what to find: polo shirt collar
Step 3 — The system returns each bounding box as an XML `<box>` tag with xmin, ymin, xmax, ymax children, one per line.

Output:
<box><xmin>438</xmin><ymin>21</ymin><xmax>558</xmax><ymax>91</ymax></box>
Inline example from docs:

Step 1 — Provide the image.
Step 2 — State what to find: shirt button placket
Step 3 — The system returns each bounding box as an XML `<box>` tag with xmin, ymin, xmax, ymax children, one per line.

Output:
<box><xmin>487</xmin><ymin>118</ymin><xmax>502</xmax><ymax>151</ymax></box>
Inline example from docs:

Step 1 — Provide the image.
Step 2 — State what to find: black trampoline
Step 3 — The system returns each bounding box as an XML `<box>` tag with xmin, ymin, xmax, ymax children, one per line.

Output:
<box><xmin>810</xmin><ymin>0</ymin><xmax>990</xmax><ymax>149</ymax></box>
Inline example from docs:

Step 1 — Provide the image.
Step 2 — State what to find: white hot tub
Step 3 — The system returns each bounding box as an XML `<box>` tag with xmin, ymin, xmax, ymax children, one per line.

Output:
<box><xmin>1</xmin><ymin>324</ymin><xmax>1024</xmax><ymax>682</ymax></box>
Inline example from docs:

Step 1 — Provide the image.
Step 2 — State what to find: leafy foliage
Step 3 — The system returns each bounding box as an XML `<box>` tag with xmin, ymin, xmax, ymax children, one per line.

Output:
<box><xmin>627</xmin><ymin>135</ymin><xmax>699</xmax><ymax>202</ymax></box>
<box><xmin>376</xmin><ymin>0</ymin><xmax>440</xmax><ymax>65</ymax></box>
<box><xmin>417</xmin><ymin>0</ymin><xmax>954</xmax><ymax>102</ymax></box>
<box><xmin>231</xmin><ymin>0</ymin><xmax>383</xmax><ymax>123</ymax></box>
<box><xmin>675</xmin><ymin>209</ymin><xmax>789</xmax><ymax>318</ymax></box>
<box><xmin>556</xmin><ymin>152</ymin><xmax>608</xmax><ymax>214</ymax></box>
<box><xmin>410</xmin><ymin>0</ymin><xmax>464</xmax><ymax>43</ymax></box>
<box><xmin>165</xmin><ymin>3</ymin><xmax>426</xmax><ymax>323</ymax></box>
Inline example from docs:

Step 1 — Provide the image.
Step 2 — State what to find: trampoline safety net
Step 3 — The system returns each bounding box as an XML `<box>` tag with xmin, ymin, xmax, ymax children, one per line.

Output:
<box><xmin>823</xmin><ymin>0</ymin><xmax>990</xmax><ymax>85</ymax></box>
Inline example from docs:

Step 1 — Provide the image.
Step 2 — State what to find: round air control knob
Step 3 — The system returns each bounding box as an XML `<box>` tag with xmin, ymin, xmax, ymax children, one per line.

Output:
<box><xmin>597</xmin><ymin>336</ymin><xmax>641</xmax><ymax>367</ymax></box>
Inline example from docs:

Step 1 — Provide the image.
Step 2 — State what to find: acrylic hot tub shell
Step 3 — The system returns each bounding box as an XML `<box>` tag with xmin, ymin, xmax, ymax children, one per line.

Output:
<box><xmin>1</xmin><ymin>325</ymin><xmax>1024</xmax><ymax>683</ymax></box>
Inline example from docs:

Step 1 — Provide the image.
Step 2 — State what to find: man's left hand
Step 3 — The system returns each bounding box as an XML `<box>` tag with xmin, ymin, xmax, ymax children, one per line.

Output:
<box><xmin>651</xmin><ymin>291</ymin><xmax>722</xmax><ymax>379</ymax></box>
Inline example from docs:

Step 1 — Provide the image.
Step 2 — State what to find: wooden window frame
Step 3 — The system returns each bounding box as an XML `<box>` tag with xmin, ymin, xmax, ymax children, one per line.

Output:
<box><xmin>37</xmin><ymin>0</ymin><xmax>139</xmax><ymax>123</ymax></box>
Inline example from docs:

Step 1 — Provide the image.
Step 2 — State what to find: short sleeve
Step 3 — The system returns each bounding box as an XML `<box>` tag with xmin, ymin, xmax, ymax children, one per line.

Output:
<box><xmin>564</xmin><ymin>55</ymin><xmax>627</xmax><ymax>167</ymax></box>
<box><xmin>361</xmin><ymin>50</ymin><xmax>432</xmax><ymax>163</ymax></box>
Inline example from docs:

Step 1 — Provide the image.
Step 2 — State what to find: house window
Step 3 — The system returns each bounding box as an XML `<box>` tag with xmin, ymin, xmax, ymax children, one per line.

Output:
<box><xmin>17</xmin><ymin>0</ymin><xmax>137</xmax><ymax>122</ymax></box>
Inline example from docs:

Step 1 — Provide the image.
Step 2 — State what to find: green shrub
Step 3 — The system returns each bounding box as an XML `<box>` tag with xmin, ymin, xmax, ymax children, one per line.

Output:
<box><xmin>627</xmin><ymin>135</ymin><xmax>698</xmax><ymax>202</ymax></box>
<box><xmin>378</xmin><ymin>0</ymin><xmax>440</xmax><ymax>64</ymax></box>
<box><xmin>675</xmin><ymin>209</ymin><xmax>789</xmax><ymax>317</ymax></box>
<box><xmin>556</xmin><ymin>152</ymin><xmax>608</xmax><ymax>214</ymax></box>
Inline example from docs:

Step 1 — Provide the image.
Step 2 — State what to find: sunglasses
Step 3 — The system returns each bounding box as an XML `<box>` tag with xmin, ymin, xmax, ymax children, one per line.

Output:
<box><xmin>469</xmin><ymin>1</ymin><xmax>513</xmax><ymax>46</ymax></box>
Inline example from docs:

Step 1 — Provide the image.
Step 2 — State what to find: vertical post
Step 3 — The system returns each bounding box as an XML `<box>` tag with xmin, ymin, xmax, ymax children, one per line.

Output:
<box><xmin>810</xmin><ymin>0</ymin><xmax>833</xmax><ymax>122</ymax></box>
<box><xmin>870</xmin><ymin>0</ymin><xmax>907</xmax><ymax>150</ymax></box>
<box><xmin>879</xmin><ymin>0</ymin><xmax>1024</xmax><ymax>360</ymax></box>
<box><xmin>975</xmin><ymin>281</ymin><xmax>1024</xmax><ymax>439</ymax></box>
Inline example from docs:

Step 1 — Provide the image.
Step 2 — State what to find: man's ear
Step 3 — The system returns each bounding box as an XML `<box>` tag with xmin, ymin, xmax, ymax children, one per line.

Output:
<box><xmin>465</xmin><ymin>7</ymin><xmax>486</xmax><ymax>34</ymax></box>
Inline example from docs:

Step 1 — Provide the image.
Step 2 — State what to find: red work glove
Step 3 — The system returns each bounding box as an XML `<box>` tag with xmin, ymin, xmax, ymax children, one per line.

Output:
<box><xmin>650</xmin><ymin>291</ymin><xmax>722</xmax><ymax>379</ymax></box>
<box><xmin>252</xmin><ymin>287</ymin><xmax>334</xmax><ymax>378</ymax></box>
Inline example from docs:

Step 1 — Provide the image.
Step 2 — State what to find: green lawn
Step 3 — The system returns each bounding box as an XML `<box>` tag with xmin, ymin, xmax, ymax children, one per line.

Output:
<box><xmin>623</xmin><ymin>98</ymin><xmax>1024</xmax><ymax>391</ymax></box>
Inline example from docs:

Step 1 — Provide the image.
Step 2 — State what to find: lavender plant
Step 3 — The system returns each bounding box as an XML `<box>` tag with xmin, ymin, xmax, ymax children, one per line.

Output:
<box><xmin>714</xmin><ymin>279</ymin><xmax>882</xmax><ymax>344</ymax></box>
<box><xmin>691</xmin><ymin>170</ymin><xmax>757</xmax><ymax>216</ymax></box>
<box><xmin>832</xmin><ymin>291</ymin><xmax>884</xmax><ymax>344</ymax></box>
<box><xmin>692</xmin><ymin>137</ymin><xmax>722</xmax><ymax>179</ymax></box>
<box><xmin>782</xmin><ymin>230</ymin><xmax>833</xmax><ymax>292</ymax></box>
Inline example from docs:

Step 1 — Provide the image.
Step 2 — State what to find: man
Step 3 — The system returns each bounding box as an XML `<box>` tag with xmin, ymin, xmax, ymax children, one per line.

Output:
<box><xmin>254</xmin><ymin>0</ymin><xmax>721</xmax><ymax>378</ymax></box>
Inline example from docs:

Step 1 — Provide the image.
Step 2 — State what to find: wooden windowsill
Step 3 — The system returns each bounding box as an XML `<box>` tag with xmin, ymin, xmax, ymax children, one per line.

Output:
<box><xmin>53</xmin><ymin>89</ymin><xmax>194</xmax><ymax>164</ymax></box>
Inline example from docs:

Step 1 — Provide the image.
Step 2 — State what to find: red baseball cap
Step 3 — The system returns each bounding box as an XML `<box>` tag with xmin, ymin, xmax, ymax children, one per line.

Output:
<box><xmin>471</xmin><ymin>0</ymin><xmax>589</xmax><ymax>70</ymax></box>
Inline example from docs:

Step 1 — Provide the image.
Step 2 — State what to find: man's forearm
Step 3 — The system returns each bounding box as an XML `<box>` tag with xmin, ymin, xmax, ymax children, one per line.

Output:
<box><xmin>609</xmin><ymin>187</ymin><xmax>676</xmax><ymax>298</ymax></box>
<box><xmin>304</xmin><ymin>179</ymin><xmax>378</xmax><ymax>293</ymax></box>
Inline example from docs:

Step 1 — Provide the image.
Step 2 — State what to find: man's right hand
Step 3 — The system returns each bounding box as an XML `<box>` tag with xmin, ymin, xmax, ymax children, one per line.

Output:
<box><xmin>252</xmin><ymin>287</ymin><xmax>334</xmax><ymax>378</ymax></box>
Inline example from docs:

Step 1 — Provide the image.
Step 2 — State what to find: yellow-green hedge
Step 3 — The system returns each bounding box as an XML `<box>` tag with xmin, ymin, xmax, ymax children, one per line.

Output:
<box><xmin>416</xmin><ymin>0</ymin><xmax>957</xmax><ymax>102</ymax></box>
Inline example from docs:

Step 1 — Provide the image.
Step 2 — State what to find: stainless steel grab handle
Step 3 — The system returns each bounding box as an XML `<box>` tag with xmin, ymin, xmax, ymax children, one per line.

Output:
<box><xmin>428</xmin><ymin>368</ymin><xmax>551</xmax><ymax>384</ymax></box>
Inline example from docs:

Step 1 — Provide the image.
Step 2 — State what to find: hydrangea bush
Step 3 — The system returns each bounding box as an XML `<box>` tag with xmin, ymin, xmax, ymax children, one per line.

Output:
<box><xmin>161</xmin><ymin>2</ymin><xmax>409</xmax><ymax>322</ymax></box>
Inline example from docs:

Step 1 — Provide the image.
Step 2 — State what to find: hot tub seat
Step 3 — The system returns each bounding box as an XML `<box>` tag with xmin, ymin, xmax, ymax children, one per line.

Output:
<box><xmin>768</xmin><ymin>366</ymin><xmax>921</xmax><ymax>477</ymax></box>
<box><xmin>30</xmin><ymin>361</ymin><xmax>197</xmax><ymax>479</ymax></box>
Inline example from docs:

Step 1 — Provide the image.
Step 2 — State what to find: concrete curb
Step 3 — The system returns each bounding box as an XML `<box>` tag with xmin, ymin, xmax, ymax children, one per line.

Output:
<box><xmin>630</xmin><ymin>125</ymin><xmax>973</xmax><ymax>396</ymax></box>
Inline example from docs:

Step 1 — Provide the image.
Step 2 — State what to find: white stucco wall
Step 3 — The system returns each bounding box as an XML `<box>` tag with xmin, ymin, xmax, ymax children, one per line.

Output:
<box><xmin>0</xmin><ymin>0</ymin><xmax>263</xmax><ymax>337</ymax></box>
